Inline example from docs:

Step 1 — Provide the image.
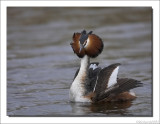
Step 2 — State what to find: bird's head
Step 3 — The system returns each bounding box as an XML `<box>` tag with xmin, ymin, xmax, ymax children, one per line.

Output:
<box><xmin>70</xmin><ymin>30</ymin><xmax>103</xmax><ymax>58</ymax></box>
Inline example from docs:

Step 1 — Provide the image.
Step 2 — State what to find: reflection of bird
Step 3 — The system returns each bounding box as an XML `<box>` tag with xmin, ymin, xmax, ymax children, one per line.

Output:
<box><xmin>70</xmin><ymin>30</ymin><xmax>142</xmax><ymax>103</ymax></box>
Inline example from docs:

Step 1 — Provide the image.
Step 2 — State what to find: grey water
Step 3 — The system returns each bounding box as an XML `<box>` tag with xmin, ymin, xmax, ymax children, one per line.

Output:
<box><xmin>7</xmin><ymin>7</ymin><xmax>152</xmax><ymax>116</ymax></box>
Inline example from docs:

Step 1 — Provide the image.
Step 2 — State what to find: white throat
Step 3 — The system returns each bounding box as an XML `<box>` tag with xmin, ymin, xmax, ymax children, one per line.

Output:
<box><xmin>69</xmin><ymin>55</ymin><xmax>91</xmax><ymax>102</ymax></box>
<box><xmin>78</xmin><ymin>55</ymin><xmax>89</xmax><ymax>75</ymax></box>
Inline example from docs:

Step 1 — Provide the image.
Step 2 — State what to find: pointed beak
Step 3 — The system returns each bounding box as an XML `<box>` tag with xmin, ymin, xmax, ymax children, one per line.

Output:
<box><xmin>79</xmin><ymin>43</ymin><xmax>84</xmax><ymax>53</ymax></box>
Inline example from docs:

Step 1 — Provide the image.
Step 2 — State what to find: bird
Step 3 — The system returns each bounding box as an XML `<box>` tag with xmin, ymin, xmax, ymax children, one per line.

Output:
<box><xmin>69</xmin><ymin>30</ymin><xmax>142</xmax><ymax>103</ymax></box>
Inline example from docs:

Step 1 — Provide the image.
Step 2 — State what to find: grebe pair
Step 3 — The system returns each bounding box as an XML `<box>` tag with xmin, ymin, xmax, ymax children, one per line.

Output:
<box><xmin>69</xmin><ymin>30</ymin><xmax>142</xmax><ymax>103</ymax></box>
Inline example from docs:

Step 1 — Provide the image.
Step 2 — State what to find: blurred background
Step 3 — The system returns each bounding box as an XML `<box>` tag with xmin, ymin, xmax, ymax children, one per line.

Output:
<box><xmin>7</xmin><ymin>7</ymin><xmax>152</xmax><ymax>116</ymax></box>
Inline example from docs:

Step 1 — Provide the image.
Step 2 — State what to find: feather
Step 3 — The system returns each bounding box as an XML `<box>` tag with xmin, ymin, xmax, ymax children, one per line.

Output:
<box><xmin>71</xmin><ymin>32</ymin><xmax>85</xmax><ymax>58</ymax></box>
<box><xmin>93</xmin><ymin>63</ymin><xmax>121</xmax><ymax>94</ymax></box>
<box><xmin>92</xmin><ymin>78</ymin><xmax>142</xmax><ymax>102</ymax></box>
<box><xmin>85</xmin><ymin>34</ymin><xmax>104</xmax><ymax>58</ymax></box>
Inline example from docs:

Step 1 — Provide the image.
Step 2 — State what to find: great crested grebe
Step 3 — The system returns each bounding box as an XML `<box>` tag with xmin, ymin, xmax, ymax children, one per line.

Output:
<box><xmin>69</xmin><ymin>30</ymin><xmax>142</xmax><ymax>103</ymax></box>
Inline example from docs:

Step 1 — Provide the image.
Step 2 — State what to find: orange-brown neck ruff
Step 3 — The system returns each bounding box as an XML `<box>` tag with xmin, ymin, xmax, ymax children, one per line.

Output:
<box><xmin>70</xmin><ymin>32</ymin><xmax>103</xmax><ymax>58</ymax></box>
<box><xmin>85</xmin><ymin>34</ymin><xmax>103</xmax><ymax>58</ymax></box>
<box><xmin>71</xmin><ymin>33</ymin><xmax>85</xmax><ymax>58</ymax></box>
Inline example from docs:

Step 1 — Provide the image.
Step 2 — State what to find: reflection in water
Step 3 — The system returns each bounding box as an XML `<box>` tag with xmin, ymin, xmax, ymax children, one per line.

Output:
<box><xmin>70</xmin><ymin>101</ymin><xmax>132</xmax><ymax>116</ymax></box>
<box><xmin>70</xmin><ymin>102</ymin><xmax>90</xmax><ymax>115</ymax></box>
<box><xmin>7</xmin><ymin>7</ymin><xmax>152</xmax><ymax>116</ymax></box>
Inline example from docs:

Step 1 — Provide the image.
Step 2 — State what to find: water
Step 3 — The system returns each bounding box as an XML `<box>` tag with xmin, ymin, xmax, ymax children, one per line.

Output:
<box><xmin>7</xmin><ymin>7</ymin><xmax>152</xmax><ymax>116</ymax></box>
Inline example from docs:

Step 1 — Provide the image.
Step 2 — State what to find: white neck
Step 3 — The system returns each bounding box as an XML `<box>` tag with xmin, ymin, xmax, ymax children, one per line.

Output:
<box><xmin>69</xmin><ymin>55</ymin><xmax>91</xmax><ymax>102</ymax></box>
<box><xmin>78</xmin><ymin>55</ymin><xmax>89</xmax><ymax>78</ymax></box>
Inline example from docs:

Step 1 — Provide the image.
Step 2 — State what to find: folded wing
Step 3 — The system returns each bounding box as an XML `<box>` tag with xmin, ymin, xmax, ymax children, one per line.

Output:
<box><xmin>93</xmin><ymin>63</ymin><xmax>121</xmax><ymax>94</ymax></box>
<box><xmin>92</xmin><ymin>63</ymin><xmax>142</xmax><ymax>102</ymax></box>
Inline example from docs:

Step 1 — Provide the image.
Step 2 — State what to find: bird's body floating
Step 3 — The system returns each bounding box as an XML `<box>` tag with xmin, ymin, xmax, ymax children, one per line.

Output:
<box><xmin>70</xmin><ymin>30</ymin><xmax>142</xmax><ymax>103</ymax></box>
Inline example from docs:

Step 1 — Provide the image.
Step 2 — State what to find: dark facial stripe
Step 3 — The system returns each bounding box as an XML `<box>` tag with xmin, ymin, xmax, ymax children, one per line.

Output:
<box><xmin>79</xmin><ymin>30</ymin><xmax>92</xmax><ymax>45</ymax></box>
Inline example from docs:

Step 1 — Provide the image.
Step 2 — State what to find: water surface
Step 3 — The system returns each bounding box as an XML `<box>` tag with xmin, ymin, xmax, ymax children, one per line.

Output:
<box><xmin>7</xmin><ymin>7</ymin><xmax>152</xmax><ymax>116</ymax></box>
